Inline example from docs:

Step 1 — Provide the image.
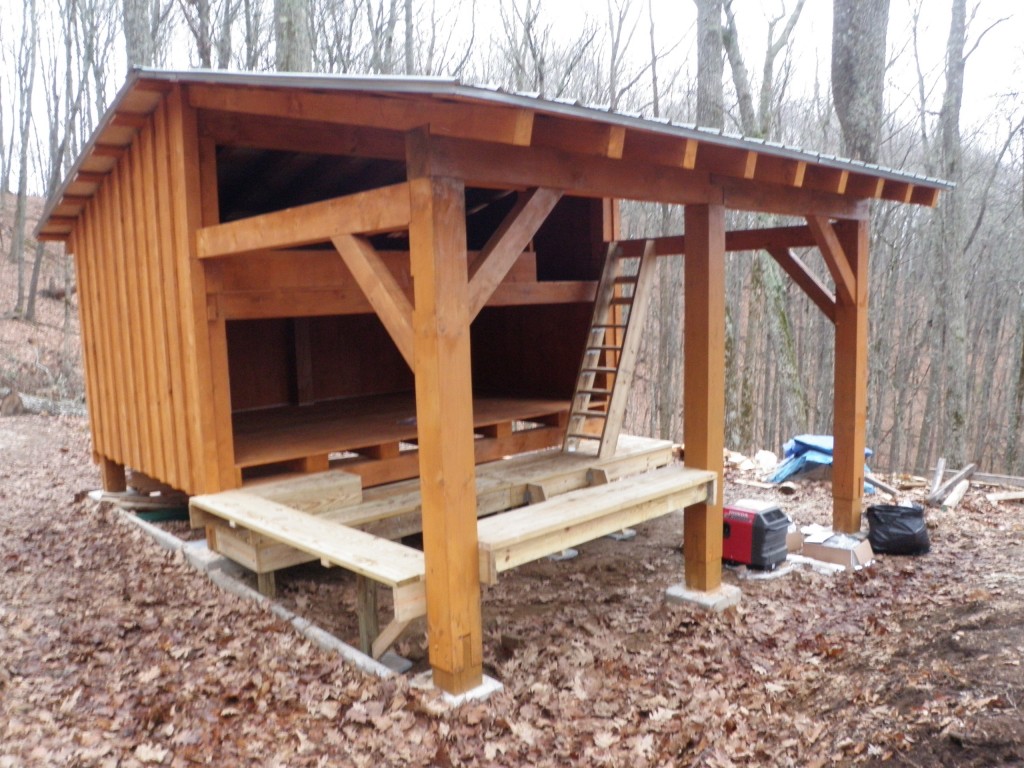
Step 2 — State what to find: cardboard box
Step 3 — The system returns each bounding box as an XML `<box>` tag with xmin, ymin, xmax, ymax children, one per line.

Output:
<box><xmin>800</xmin><ymin>527</ymin><xmax>873</xmax><ymax>571</ymax></box>
<box><xmin>786</xmin><ymin>523</ymin><xmax>803</xmax><ymax>554</ymax></box>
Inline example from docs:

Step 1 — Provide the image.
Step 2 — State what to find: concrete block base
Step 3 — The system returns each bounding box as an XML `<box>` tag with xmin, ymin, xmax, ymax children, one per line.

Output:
<box><xmin>410</xmin><ymin>671</ymin><xmax>504</xmax><ymax>706</ymax></box>
<box><xmin>665</xmin><ymin>583</ymin><xmax>742</xmax><ymax>612</ymax></box>
<box><xmin>379</xmin><ymin>651</ymin><xmax>414</xmax><ymax>674</ymax></box>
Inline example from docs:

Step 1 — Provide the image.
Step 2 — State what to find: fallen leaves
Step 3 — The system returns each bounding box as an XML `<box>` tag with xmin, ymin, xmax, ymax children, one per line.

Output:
<box><xmin>2</xmin><ymin>416</ymin><xmax>1024</xmax><ymax>765</ymax></box>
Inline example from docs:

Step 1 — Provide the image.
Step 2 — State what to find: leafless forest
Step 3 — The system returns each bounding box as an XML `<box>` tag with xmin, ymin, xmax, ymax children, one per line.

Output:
<box><xmin>1</xmin><ymin>0</ymin><xmax>1022</xmax><ymax>476</ymax></box>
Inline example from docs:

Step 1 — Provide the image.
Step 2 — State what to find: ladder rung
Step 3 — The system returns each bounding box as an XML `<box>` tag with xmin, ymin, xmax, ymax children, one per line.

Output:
<box><xmin>577</xmin><ymin>388</ymin><xmax>612</xmax><ymax>396</ymax></box>
<box><xmin>571</xmin><ymin>409</ymin><xmax>607</xmax><ymax>418</ymax></box>
<box><xmin>593</xmin><ymin>323</ymin><xmax>628</xmax><ymax>329</ymax></box>
<box><xmin>566</xmin><ymin>433</ymin><xmax>601</xmax><ymax>440</ymax></box>
<box><xmin>610</xmin><ymin>297</ymin><xmax>634</xmax><ymax>306</ymax></box>
<box><xmin>582</xmin><ymin>366</ymin><xmax>617</xmax><ymax>373</ymax></box>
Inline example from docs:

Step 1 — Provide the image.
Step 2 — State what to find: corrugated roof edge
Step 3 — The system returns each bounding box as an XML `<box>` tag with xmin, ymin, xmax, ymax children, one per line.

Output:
<box><xmin>36</xmin><ymin>67</ymin><xmax>954</xmax><ymax>240</ymax></box>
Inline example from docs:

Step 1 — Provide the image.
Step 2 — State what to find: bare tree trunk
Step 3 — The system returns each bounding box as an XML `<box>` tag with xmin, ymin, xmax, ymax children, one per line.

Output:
<box><xmin>404</xmin><ymin>0</ymin><xmax>414</xmax><ymax>73</ymax></box>
<box><xmin>1009</xmin><ymin>288</ymin><xmax>1024</xmax><ymax>474</ymax></box>
<box><xmin>366</xmin><ymin>0</ymin><xmax>400</xmax><ymax>74</ymax></box>
<box><xmin>124</xmin><ymin>0</ymin><xmax>155</xmax><ymax>66</ymax></box>
<box><xmin>831</xmin><ymin>0</ymin><xmax>889</xmax><ymax>162</ymax></box>
<box><xmin>275</xmin><ymin>0</ymin><xmax>311</xmax><ymax>71</ymax></box>
<box><xmin>936</xmin><ymin>0</ymin><xmax>968</xmax><ymax>466</ymax></box>
<box><xmin>9</xmin><ymin>0</ymin><xmax>38</xmax><ymax>318</ymax></box>
<box><xmin>693</xmin><ymin>0</ymin><xmax>723</xmax><ymax>129</ymax></box>
<box><xmin>27</xmin><ymin>1</ymin><xmax>86</xmax><ymax>322</ymax></box>
<box><xmin>242</xmin><ymin>0</ymin><xmax>268</xmax><ymax>68</ymax></box>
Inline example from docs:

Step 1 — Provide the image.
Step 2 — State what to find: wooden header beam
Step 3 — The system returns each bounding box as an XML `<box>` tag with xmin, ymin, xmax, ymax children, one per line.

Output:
<box><xmin>188</xmin><ymin>84</ymin><xmax>536</xmax><ymax>148</ymax></box>
<box><xmin>196</xmin><ymin>182</ymin><xmax>412</xmax><ymax>258</ymax></box>
<box><xmin>412</xmin><ymin>134</ymin><xmax>870</xmax><ymax>219</ymax></box>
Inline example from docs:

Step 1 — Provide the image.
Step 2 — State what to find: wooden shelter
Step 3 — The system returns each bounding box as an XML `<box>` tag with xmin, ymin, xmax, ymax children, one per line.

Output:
<box><xmin>38</xmin><ymin>69</ymin><xmax>948</xmax><ymax>695</ymax></box>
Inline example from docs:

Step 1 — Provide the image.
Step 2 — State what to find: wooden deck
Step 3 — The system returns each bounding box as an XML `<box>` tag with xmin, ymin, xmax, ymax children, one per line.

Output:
<box><xmin>233</xmin><ymin>393</ymin><xmax>570</xmax><ymax>486</ymax></box>
<box><xmin>191</xmin><ymin>434</ymin><xmax>706</xmax><ymax>657</ymax></box>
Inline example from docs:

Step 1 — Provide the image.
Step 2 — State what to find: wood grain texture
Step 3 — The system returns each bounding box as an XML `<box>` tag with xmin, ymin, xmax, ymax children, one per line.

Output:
<box><xmin>832</xmin><ymin>219</ymin><xmax>869</xmax><ymax>533</ymax></box>
<box><xmin>682</xmin><ymin>204</ymin><xmax>726</xmax><ymax>592</ymax></box>
<box><xmin>197</xmin><ymin>182</ymin><xmax>412</xmax><ymax>258</ymax></box>
<box><xmin>478</xmin><ymin>465</ymin><xmax>715</xmax><ymax>583</ymax></box>
<box><xmin>407</xmin><ymin>133</ymin><xmax>483</xmax><ymax>694</ymax></box>
<box><xmin>332</xmin><ymin>235</ymin><xmax>415</xmax><ymax>368</ymax></box>
<box><xmin>808</xmin><ymin>214</ymin><xmax>856</xmax><ymax>304</ymax></box>
<box><xmin>467</xmin><ymin>187</ymin><xmax>562</xmax><ymax>320</ymax></box>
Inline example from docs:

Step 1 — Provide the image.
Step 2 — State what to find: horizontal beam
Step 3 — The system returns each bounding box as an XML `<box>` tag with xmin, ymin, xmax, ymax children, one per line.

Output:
<box><xmin>208</xmin><ymin>281</ymin><xmax>595</xmax><ymax>321</ymax></box>
<box><xmin>415</xmin><ymin>134</ymin><xmax>870</xmax><ymax>218</ymax></box>
<box><xmin>416</xmin><ymin>134</ymin><xmax>715</xmax><ymax>206</ymax></box>
<box><xmin>188</xmin><ymin>83</ymin><xmax>535</xmax><ymax>147</ymax></box>
<box><xmin>717</xmin><ymin>176</ymin><xmax>869</xmax><ymax>220</ymax></box>
<box><xmin>197</xmin><ymin>182</ymin><xmax>412</xmax><ymax>258</ymax></box>
<box><xmin>199</xmin><ymin>110</ymin><xmax>406</xmax><ymax>160</ymax></box>
<box><xmin>617</xmin><ymin>225</ymin><xmax>820</xmax><ymax>258</ymax></box>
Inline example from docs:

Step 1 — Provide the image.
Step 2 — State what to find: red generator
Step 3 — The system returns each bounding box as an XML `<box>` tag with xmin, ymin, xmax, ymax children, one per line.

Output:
<box><xmin>722</xmin><ymin>499</ymin><xmax>790</xmax><ymax>570</ymax></box>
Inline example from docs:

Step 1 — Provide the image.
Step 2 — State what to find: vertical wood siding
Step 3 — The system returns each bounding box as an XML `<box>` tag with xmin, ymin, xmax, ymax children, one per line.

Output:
<box><xmin>71</xmin><ymin>89</ymin><xmax>230</xmax><ymax>496</ymax></box>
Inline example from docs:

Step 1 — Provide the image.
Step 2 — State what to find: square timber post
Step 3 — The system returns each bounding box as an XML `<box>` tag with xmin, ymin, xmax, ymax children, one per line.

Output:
<box><xmin>832</xmin><ymin>219</ymin><xmax>869</xmax><ymax>533</ymax></box>
<box><xmin>682</xmin><ymin>203</ymin><xmax>726</xmax><ymax>592</ymax></box>
<box><xmin>406</xmin><ymin>130</ymin><xmax>484</xmax><ymax>695</ymax></box>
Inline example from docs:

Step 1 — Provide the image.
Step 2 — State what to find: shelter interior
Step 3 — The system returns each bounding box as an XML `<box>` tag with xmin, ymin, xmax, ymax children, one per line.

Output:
<box><xmin>214</xmin><ymin>149</ymin><xmax>607</xmax><ymax>486</ymax></box>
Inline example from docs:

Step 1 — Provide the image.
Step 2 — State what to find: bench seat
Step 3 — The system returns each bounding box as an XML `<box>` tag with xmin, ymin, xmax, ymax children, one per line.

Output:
<box><xmin>477</xmin><ymin>464</ymin><xmax>716</xmax><ymax>584</ymax></box>
<box><xmin>190</xmin><ymin>490</ymin><xmax>425</xmax><ymax>659</ymax></box>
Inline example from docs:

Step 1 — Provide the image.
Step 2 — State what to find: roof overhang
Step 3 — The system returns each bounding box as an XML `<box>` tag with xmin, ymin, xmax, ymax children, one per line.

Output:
<box><xmin>37</xmin><ymin>68</ymin><xmax>953</xmax><ymax>242</ymax></box>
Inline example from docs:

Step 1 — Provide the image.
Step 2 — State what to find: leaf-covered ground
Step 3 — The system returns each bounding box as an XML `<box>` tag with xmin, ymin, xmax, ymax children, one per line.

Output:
<box><xmin>2</xmin><ymin>414</ymin><xmax>1022</xmax><ymax>766</ymax></box>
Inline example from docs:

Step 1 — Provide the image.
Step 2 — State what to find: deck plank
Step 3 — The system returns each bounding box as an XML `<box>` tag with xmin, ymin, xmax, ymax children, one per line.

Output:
<box><xmin>190</xmin><ymin>490</ymin><xmax>424</xmax><ymax>587</ymax></box>
<box><xmin>478</xmin><ymin>465</ymin><xmax>715</xmax><ymax>582</ymax></box>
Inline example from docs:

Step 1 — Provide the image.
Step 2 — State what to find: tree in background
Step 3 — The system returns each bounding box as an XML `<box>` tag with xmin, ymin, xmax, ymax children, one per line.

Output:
<box><xmin>831</xmin><ymin>0</ymin><xmax>889</xmax><ymax>163</ymax></box>
<box><xmin>4</xmin><ymin>0</ymin><xmax>1024</xmax><ymax>475</ymax></box>
<box><xmin>274</xmin><ymin>0</ymin><xmax>311</xmax><ymax>71</ymax></box>
<box><xmin>693</xmin><ymin>0</ymin><xmax>723</xmax><ymax>130</ymax></box>
<box><xmin>8</xmin><ymin>0</ymin><xmax>38</xmax><ymax>318</ymax></box>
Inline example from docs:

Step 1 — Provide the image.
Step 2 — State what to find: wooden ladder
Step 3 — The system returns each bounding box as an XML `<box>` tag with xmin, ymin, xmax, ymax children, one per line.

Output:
<box><xmin>564</xmin><ymin>240</ymin><xmax>657</xmax><ymax>457</ymax></box>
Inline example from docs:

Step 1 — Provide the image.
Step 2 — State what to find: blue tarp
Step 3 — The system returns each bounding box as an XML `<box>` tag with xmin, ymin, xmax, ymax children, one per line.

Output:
<box><xmin>770</xmin><ymin>434</ymin><xmax>874</xmax><ymax>491</ymax></box>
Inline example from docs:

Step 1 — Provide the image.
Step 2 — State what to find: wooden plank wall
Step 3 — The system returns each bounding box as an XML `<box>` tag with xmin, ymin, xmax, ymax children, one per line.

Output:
<box><xmin>72</xmin><ymin>91</ymin><xmax>215</xmax><ymax>496</ymax></box>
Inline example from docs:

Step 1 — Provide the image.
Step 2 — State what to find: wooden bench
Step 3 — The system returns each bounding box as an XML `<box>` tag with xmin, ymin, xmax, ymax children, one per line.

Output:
<box><xmin>477</xmin><ymin>464</ymin><xmax>716</xmax><ymax>584</ymax></box>
<box><xmin>197</xmin><ymin>436</ymin><xmax>676</xmax><ymax>590</ymax></box>
<box><xmin>190</xmin><ymin>490</ymin><xmax>425</xmax><ymax>659</ymax></box>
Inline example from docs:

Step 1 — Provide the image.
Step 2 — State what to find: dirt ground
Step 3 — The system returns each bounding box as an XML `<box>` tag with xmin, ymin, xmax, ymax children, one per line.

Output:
<box><xmin>2</xmin><ymin>414</ymin><xmax>1023</xmax><ymax>766</ymax></box>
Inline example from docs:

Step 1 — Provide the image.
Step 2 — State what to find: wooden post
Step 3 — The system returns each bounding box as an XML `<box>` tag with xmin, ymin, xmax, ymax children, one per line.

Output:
<box><xmin>100</xmin><ymin>457</ymin><xmax>127</xmax><ymax>493</ymax></box>
<box><xmin>356</xmin><ymin>575</ymin><xmax>380</xmax><ymax>655</ymax></box>
<box><xmin>407</xmin><ymin>131</ymin><xmax>483</xmax><ymax>695</ymax></box>
<box><xmin>832</xmin><ymin>219</ymin><xmax>869</xmax><ymax>533</ymax></box>
<box><xmin>682</xmin><ymin>203</ymin><xmax>726</xmax><ymax>591</ymax></box>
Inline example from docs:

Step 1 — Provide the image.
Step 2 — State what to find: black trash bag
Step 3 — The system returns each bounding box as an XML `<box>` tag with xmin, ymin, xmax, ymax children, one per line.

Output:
<box><xmin>866</xmin><ymin>504</ymin><xmax>930</xmax><ymax>555</ymax></box>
